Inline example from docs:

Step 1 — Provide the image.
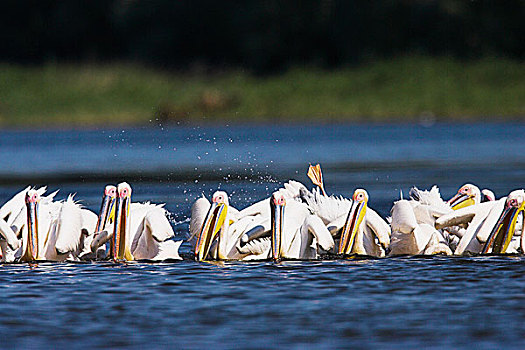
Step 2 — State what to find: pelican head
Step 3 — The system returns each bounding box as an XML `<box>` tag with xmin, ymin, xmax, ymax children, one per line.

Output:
<box><xmin>194</xmin><ymin>191</ymin><xmax>229</xmax><ymax>261</ymax></box>
<box><xmin>89</xmin><ymin>185</ymin><xmax>117</xmax><ymax>255</ymax></box>
<box><xmin>481</xmin><ymin>189</ymin><xmax>496</xmax><ymax>202</ymax></box>
<box><xmin>448</xmin><ymin>184</ymin><xmax>481</xmax><ymax>210</ymax></box>
<box><xmin>483</xmin><ymin>190</ymin><xmax>525</xmax><ymax>254</ymax></box>
<box><xmin>112</xmin><ymin>182</ymin><xmax>132</xmax><ymax>261</ymax></box>
<box><xmin>23</xmin><ymin>189</ymin><xmax>40</xmax><ymax>261</ymax></box>
<box><xmin>96</xmin><ymin>185</ymin><xmax>117</xmax><ymax>232</ymax></box>
<box><xmin>338</xmin><ymin>189</ymin><xmax>368</xmax><ymax>254</ymax></box>
<box><xmin>270</xmin><ymin>192</ymin><xmax>286</xmax><ymax>261</ymax></box>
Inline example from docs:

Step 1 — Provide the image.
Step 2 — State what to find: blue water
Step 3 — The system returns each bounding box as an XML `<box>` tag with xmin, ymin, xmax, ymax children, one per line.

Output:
<box><xmin>1</xmin><ymin>123</ymin><xmax>524</xmax><ymax>348</ymax></box>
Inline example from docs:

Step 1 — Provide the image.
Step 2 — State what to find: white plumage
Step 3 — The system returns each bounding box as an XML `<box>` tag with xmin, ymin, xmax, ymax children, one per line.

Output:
<box><xmin>435</xmin><ymin>191</ymin><xmax>524</xmax><ymax>255</ymax></box>
<box><xmin>389</xmin><ymin>186</ymin><xmax>452</xmax><ymax>256</ymax></box>
<box><xmin>91</xmin><ymin>202</ymin><xmax>182</xmax><ymax>261</ymax></box>
<box><xmin>300</xmin><ymin>188</ymin><xmax>390</xmax><ymax>257</ymax></box>
<box><xmin>300</xmin><ymin>187</ymin><xmax>352</xmax><ymax>225</ymax></box>
<box><xmin>190</xmin><ymin>181</ymin><xmax>333</xmax><ymax>260</ymax></box>
<box><xmin>239</xmin><ymin>195</ymin><xmax>334</xmax><ymax>259</ymax></box>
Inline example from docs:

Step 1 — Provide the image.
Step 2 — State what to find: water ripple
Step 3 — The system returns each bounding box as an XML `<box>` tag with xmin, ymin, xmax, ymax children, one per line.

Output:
<box><xmin>0</xmin><ymin>257</ymin><xmax>523</xmax><ymax>349</ymax></box>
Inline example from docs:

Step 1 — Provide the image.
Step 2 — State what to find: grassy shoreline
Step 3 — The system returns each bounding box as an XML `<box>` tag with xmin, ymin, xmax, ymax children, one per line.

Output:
<box><xmin>0</xmin><ymin>56</ymin><xmax>523</xmax><ymax>127</ymax></box>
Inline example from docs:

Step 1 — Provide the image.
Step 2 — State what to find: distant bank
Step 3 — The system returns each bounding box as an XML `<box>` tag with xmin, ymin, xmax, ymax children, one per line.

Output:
<box><xmin>0</xmin><ymin>56</ymin><xmax>523</xmax><ymax>128</ymax></box>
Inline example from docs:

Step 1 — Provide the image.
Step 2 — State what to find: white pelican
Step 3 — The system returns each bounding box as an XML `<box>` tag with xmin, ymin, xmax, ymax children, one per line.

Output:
<box><xmin>336</xmin><ymin>189</ymin><xmax>390</xmax><ymax>256</ymax></box>
<box><xmin>389</xmin><ymin>186</ymin><xmax>453</xmax><ymax>256</ymax></box>
<box><xmin>236</xmin><ymin>191</ymin><xmax>334</xmax><ymax>260</ymax></box>
<box><xmin>6</xmin><ymin>189</ymin><xmax>97</xmax><ymax>262</ymax></box>
<box><xmin>301</xmin><ymin>188</ymin><xmax>390</xmax><ymax>256</ymax></box>
<box><xmin>16</xmin><ymin>189</ymin><xmax>63</xmax><ymax>261</ymax></box>
<box><xmin>304</xmin><ymin>165</ymin><xmax>390</xmax><ymax>256</ymax></box>
<box><xmin>0</xmin><ymin>187</ymin><xmax>51</xmax><ymax>260</ymax></box>
<box><xmin>190</xmin><ymin>181</ymin><xmax>311</xmax><ymax>261</ymax></box>
<box><xmin>436</xmin><ymin>190</ymin><xmax>525</xmax><ymax>255</ymax></box>
<box><xmin>191</xmin><ymin>191</ymin><xmax>228</xmax><ymax>260</ymax></box>
<box><xmin>91</xmin><ymin>182</ymin><xmax>182</xmax><ymax>261</ymax></box>
<box><xmin>191</xmin><ymin>190</ymin><xmax>262</xmax><ymax>261</ymax></box>
<box><xmin>0</xmin><ymin>187</ymin><xmax>58</xmax><ymax>262</ymax></box>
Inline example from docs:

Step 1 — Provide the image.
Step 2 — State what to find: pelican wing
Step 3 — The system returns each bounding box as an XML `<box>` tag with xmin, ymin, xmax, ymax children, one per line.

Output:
<box><xmin>390</xmin><ymin>200</ymin><xmax>418</xmax><ymax>234</ymax></box>
<box><xmin>237</xmin><ymin>198</ymin><xmax>269</xmax><ymax>218</ymax></box>
<box><xmin>41</xmin><ymin>190</ymin><xmax>59</xmax><ymax>204</ymax></box>
<box><xmin>228</xmin><ymin>206</ymin><xmax>240</xmax><ymax>221</ymax></box>
<box><xmin>151</xmin><ymin>240</ymin><xmax>182</xmax><ymax>260</ymax></box>
<box><xmin>281</xmin><ymin>201</ymin><xmax>312</xmax><ymax>255</ymax></box>
<box><xmin>238</xmin><ymin>181</ymin><xmax>307</xmax><ymax>218</ymax></box>
<box><xmin>435</xmin><ymin>205</ymin><xmax>481</xmax><ymax>230</ymax></box>
<box><xmin>300</xmin><ymin>187</ymin><xmax>352</xmax><ymax>224</ymax></box>
<box><xmin>80</xmin><ymin>208</ymin><xmax>97</xmax><ymax>232</ymax></box>
<box><xmin>189</xmin><ymin>196</ymin><xmax>210</xmax><ymax>241</ymax></box>
<box><xmin>238</xmin><ymin>237</ymin><xmax>270</xmax><ymax>256</ymax></box>
<box><xmin>0</xmin><ymin>186</ymin><xmax>31</xmax><ymax>225</ymax></box>
<box><xmin>326</xmin><ymin>215</ymin><xmax>347</xmax><ymax>235</ymax></box>
<box><xmin>54</xmin><ymin>197</ymin><xmax>91</xmax><ymax>255</ymax></box>
<box><xmin>238</xmin><ymin>216</ymin><xmax>271</xmax><ymax>245</ymax></box>
<box><xmin>475</xmin><ymin>199</ymin><xmax>506</xmax><ymax>243</ymax></box>
<box><xmin>304</xmin><ymin>215</ymin><xmax>334</xmax><ymax>251</ymax></box>
<box><xmin>144</xmin><ymin>207</ymin><xmax>175</xmax><ymax>243</ymax></box>
<box><xmin>452</xmin><ymin>199</ymin><xmax>504</xmax><ymax>254</ymax></box>
<box><xmin>280</xmin><ymin>180</ymin><xmax>308</xmax><ymax>199</ymax></box>
<box><xmin>409</xmin><ymin>186</ymin><xmax>450</xmax><ymax>212</ymax></box>
<box><xmin>366</xmin><ymin>208</ymin><xmax>391</xmax><ymax>247</ymax></box>
<box><xmin>0</xmin><ymin>219</ymin><xmax>20</xmax><ymax>250</ymax></box>
<box><xmin>236</xmin><ymin>181</ymin><xmax>308</xmax><ymax>222</ymax></box>
<box><xmin>409</xmin><ymin>202</ymin><xmax>449</xmax><ymax>227</ymax></box>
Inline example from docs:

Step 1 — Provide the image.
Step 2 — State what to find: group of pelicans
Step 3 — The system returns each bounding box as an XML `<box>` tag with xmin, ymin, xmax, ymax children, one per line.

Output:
<box><xmin>190</xmin><ymin>164</ymin><xmax>525</xmax><ymax>261</ymax></box>
<box><xmin>0</xmin><ymin>165</ymin><xmax>524</xmax><ymax>263</ymax></box>
<box><xmin>0</xmin><ymin>183</ymin><xmax>182</xmax><ymax>262</ymax></box>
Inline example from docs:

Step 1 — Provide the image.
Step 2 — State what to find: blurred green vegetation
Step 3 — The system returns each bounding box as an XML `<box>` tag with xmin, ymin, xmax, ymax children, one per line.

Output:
<box><xmin>1</xmin><ymin>56</ymin><xmax>524</xmax><ymax>127</ymax></box>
